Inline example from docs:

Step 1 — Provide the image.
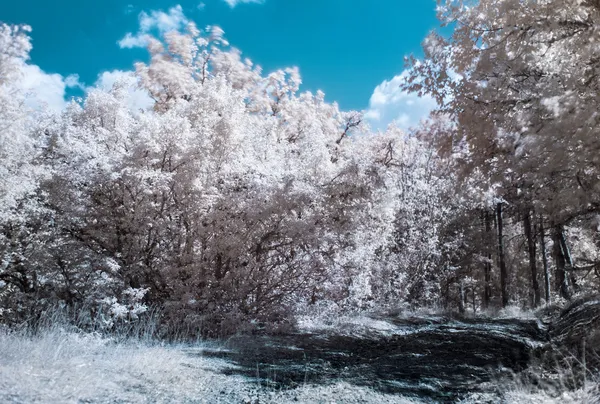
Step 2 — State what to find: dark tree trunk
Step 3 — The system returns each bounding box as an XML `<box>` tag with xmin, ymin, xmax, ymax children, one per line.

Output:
<box><xmin>458</xmin><ymin>281</ymin><xmax>465</xmax><ymax>314</ymax></box>
<box><xmin>552</xmin><ymin>226</ymin><xmax>572</xmax><ymax>300</ymax></box>
<box><xmin>559</xmin><ymin>230</ymin><xmax>579</xmax><ymax>293</ymax></box>
<box><xmin>539</xmin><ymin>217</ymin><xmax>551</xmax><ymax>305</ymax></box>
<box><xmin>496</xmin><ymin>202</ymin><xmax>509</xmax><ymax>307</ymax></box>
<box><xmin>483</xmin><ymin>210</ymin><xmax>492</xmax><ymax>309</ymax></box>
<box><xmin>523</xmin><ymin>210</ymin><xmax>540</xmax><ymax>307</ymax></box>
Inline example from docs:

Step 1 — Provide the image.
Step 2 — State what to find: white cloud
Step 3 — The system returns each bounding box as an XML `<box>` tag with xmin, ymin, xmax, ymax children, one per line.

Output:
<box><xmin>139</xmin><ymin>5</ymin><xmax>187</xmax><ymax>33</ymax></box>
<box><xmin>95</xmin><ymin>70</ymin><xmax>154</xmax><ymax>112</ymax></box>
<box><xmin>365</xmin><ymin>70</ymin><xmax>437</xmax><ymax>132</ymax></box>
<box><xmin>14</xmin><ymin>63</ymin><xmax>153</xmax><ymax>115</ymax></box>
<box><xmin>16</xmin><ymin>63</ymin><xmax>81</xmax><ymax>113</ymax></box>
<box><xmin>118</xmin><ymin>5</ymin><xmax>189</xmax><ymax>49</ymax></box>
<box><xmin>64</xmin><ymin>73</ymin><xmax>84</xmax><ymax>90</ymax></box>
<box><xmin>118</xmin><ymin>33</ymin><xmax>151</xmax><ymax>49</ymax></box>
<box><xmin>223</xmin><ymin>0</ymin><xmax>265</xmax><ymax>8</ymax></box>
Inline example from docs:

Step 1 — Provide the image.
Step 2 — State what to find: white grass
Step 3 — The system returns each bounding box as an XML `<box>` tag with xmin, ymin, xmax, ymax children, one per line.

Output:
<box><xmin>501</xmin><ymin>387</ymin><xmax>600</xmax><ymax>404</ymax></box>
<box><xmin>461</xmin><ymin>381</ymin><xmax>600</xmax><ymax>404</ymax></box>
<box><xmin>295</xmin><ymin>301</ymin><xmax>447</xmax><ymax>338</ymax></box>
<box><xmin>0</xmin><ymin>328</ymin><xmax>419</xmax><ymax>403</ymax></box>
<box><xmin>496</xmin><ymin>305</ymin><xmax>538</xmax><ymax>320</ymax></box>
<box><xmin>1</xmin><ymin>319</ymin><xmax>597</xmax><ymax>403</ymax></box>
<box><xmin>0</xmin><ymin>328</ymin><xmax>240</xmax><ymax>403</ymax></box>
<box><xmin>297</xmin><ymin>313</ymin><xmax>400</xmax><ymax>337</ymax></box>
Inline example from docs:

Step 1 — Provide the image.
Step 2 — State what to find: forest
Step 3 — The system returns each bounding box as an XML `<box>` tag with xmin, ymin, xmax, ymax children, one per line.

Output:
<box><xmin>2</xmin><ymin>0</ymin><xmax>600</xmax><ymax>335</ymax></box>
<box><xmin>1</xmin><ymin>1</ymin><xmax>600</xmax><ymax>401</ymax></box>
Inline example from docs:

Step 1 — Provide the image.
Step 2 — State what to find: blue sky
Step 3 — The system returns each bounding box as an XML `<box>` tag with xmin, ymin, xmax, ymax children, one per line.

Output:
<box><xmin>1</xmin><ymin>0</ymin><xmax>440</xmax><ymax>129</ymax></box>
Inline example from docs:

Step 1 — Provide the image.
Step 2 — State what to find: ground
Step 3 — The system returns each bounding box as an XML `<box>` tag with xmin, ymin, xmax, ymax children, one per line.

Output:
<box><xmin>0</xmin><ymin>328</ymin><xmax>417</xmax><ymax>403</ymax></box>
<box><xmin>0</xmin><ymin>312</ymin><xmax>597</xmax><ymax>403</ymax></box>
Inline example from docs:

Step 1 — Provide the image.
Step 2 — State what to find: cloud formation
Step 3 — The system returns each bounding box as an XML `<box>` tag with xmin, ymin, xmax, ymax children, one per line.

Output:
<box><xmin>118</xmin><ymin>5</ymin><xmax>189</xmax><ymax>49</ymax></box>
<box><xmin>16</xmin><ymin>63</ymin><xmax>81</xmax><ymax>112</ymax></box>
<box><xmin>15</xmin><ymin>65</ymin><xmax>151</xmax><ymax>115</ymax></box>
<box><xmin>95</xmin><ymin>70</ymin><xmax>154</xmax><ymax>112</ymax></box>
<box><xmin>364</xmin><ymin>71</ymin><xmax>437</xmax><ymax>132</ymax></box>
<box><xmin>223</xmin><ymin>0</ymin><xmax>265</xmax><ymax>8</ymax></box>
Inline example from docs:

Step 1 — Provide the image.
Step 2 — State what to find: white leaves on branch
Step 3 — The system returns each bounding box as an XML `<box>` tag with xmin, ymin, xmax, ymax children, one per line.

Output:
<box><xmin>0</xmin><ymin>18</ymin><xmax>454</xmax><ymax>328</ymax></box>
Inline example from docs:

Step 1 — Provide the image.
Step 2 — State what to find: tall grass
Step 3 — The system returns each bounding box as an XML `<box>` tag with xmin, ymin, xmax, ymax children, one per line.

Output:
<box><xmin>0</xmin><ymin>305</ymin><xmax>231</xmax><ymax>403</ymax></box>
<box><xmin>0</xmin><ymin>327</ymin><xmax>205</xmax><ymax>402</ymax></box>
<box><xmin>2</xmin><ymin>305</ymin><xmax>599</xmax><ymax>403</ymax></box>
<box><xmin>463</xmin><ymin>347</ymin><xmax>600</xmax><ymax>404</ymax></box>
<box><xmin>0</xmin><ymin>308</ymin><xmax>417</xmax><ymax>403</ymax></box>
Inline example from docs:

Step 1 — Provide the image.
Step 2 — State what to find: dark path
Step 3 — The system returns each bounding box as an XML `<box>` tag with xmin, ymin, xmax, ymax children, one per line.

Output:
<box><xmin>201</xmin><ymin>316</ymin><xmax>548</xmax><ymax>402</ymax></box>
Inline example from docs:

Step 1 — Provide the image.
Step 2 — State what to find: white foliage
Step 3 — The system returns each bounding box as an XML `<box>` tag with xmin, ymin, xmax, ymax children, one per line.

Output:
<box><xmin>0</xmin><ymin>18</ymin><xmax>455</xmax><ymax>327</ymax></box>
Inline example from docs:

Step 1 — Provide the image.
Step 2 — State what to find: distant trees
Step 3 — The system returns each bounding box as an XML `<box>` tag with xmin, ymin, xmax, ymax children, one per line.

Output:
<box><xmin>404</xmin><ymin>0</ymin><xmax>600</xmax><ymax>309</ymax></box>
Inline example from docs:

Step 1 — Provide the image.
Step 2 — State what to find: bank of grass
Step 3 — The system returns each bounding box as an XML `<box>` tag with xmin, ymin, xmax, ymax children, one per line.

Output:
<box><xmin>1</xmin><ymin>303</ymin><xmax>599</xmax><ymax>404</ymax></box>
<box><xmin>2</xmin><ymin>326</ymin><xmax>597</xmax><ymax>404</ymax></box>
<box><xmin>0</xmin><ymin>325</ymin><xmax>421</xmax><ymax>403</ymax></box>
<box><xmin>0</xmin><ymin>326</ymin><xmax>226</xmax><ymax>403</ymax></box>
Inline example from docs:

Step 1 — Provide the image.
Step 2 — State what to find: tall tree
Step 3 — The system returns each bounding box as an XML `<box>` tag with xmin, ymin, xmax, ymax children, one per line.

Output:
<box><xmin>523</xmin><ymin>210</ymin><xmax>541</xmax><ymax>307</ymax></box>
<box><xmin>405</xmin><ymin>0</ymin><xmax>600</xmax><ymax>227</ymax></box>
<box><xmin>483</xmin><ymin>210</ymin><xmax>493</xmax><ymax>309</ymax></box>
<box><xmin>552</xmin><ymin>226</ymin><xmax>572</xmax><ymax>300</ymax></box>
<box><xmin>496</xmin><ymin>202</ymin><xmax>509</xmax><ymax>307</ymax></box>
<box><xmin>539</xmin><ymin>217</ymin><xmax>551</xmax><ymax>304</ymax></box>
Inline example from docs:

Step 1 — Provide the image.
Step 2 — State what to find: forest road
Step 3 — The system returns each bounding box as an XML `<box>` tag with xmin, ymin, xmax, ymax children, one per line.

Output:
<box><xmin>199</xmin><ymin>316</ymin><xmax>548</xmax><ymax>401</ymax></box>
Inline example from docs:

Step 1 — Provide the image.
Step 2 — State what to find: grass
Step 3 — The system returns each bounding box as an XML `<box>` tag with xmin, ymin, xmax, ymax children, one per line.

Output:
<box><xmin>1</xmin><ymin>306</ymin><xmax>598</xmax><ymax>403</ymax></box>
<box><xmin>0</xmin><ymin>327</ymin><xmax>234</xmax><ymax>403</ymax></box>
<box><xmin>0</xmin><ymin>326</ymin><xmax>419</xmax><ymax>403</ymax></box>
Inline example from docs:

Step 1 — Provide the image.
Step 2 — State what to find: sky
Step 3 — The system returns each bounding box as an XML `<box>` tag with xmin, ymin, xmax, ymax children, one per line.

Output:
<box><xmin>0</xmin><ymin>0</ymin><xmax>440</xmax><ymax>130</ymax></box>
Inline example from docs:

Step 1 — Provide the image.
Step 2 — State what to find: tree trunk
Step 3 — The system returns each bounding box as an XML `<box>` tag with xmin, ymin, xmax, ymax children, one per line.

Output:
<box><xmin>483</xmin><ymin>210</ymin><xmax>492</xmax><ymax>309</ymax></box>
<box><xmin>458</xmin><ymin>281</ymin><xmax>465</xmax><ymax>314</ymax></box>
<box><xmin>497</xmin><ymin>202</ymin><xmax>509</xmax><ymax>307</ymax></box>
<box><xmin>559</xmin><ymin>230</ymin><xmax>579</xmax><ymax>293</ymax></box>
<box><xmin>552</xmin><ymin>226</ymin><xmax>572</xmax><ymax>300</ymax></box>
<box><xmin>523</xmin><ymin>210</ymin><xmax>541</xmax><ymax>307</ymax></box>
<box><xmin>539</xmin><ymin>217</ymin><xmax>551</xmax><ymax>305</ymax></box>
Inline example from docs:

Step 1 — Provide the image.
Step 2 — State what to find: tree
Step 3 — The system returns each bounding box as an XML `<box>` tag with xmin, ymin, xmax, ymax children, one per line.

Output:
<box><xmin>404</xmin><ymin>0</ymin><xmax>600</xmax><ymax>306</ymax></box>
<box><xmin>41</xmin><ymin>23</ymin><xmax>405</xmax><ymax>335</ymax></box>
<box><xmin>0</xmin><ymin>24</ymin><xmax>55</xmax><ymax>323</ymax></box>
<box><xmin>0</xmin><ymin>23</ymin><xmax>40</xmax><ymax>219</ymax></box>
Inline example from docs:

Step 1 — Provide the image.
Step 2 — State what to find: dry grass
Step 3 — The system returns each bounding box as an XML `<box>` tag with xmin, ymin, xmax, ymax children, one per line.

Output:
<box><xmin>0</xmin><ymin>328</ymin><xmax>237</xmax><ymax>403</ymax></box>
<box><xmin>1</xmin><ymin>309</ymin><xmax>597</xmax><ymax>403</ymax></box>
<box><xmin>0</xmin><ymin>327</ymin><xmax>417</xmax><ymax>403</ymax></box>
